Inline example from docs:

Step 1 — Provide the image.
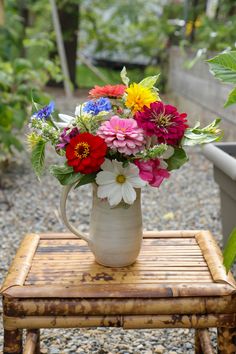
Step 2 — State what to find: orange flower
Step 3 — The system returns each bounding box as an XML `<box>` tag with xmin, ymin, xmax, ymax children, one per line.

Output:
<box><xmin>89</xmin><ymin>84</ymin><xmax>126</xmax><ymax>98</ymax></box>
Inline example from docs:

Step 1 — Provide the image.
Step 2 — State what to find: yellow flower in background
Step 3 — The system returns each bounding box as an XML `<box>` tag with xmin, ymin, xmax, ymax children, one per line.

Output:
<box><xmin>125</xmin><ymin>83</ymin><xmax>159</xmax><ymax>114</ymax></box>
<box><xmin>186</xmin><ymin>17</ymin><xmax>202</xmax><ymax>36</ymax></box>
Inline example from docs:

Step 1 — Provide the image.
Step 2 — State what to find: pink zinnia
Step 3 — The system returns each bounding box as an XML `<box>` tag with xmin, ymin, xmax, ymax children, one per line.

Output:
<box><xmin>135</xmin><ymin>158</ymin><xmax>170</xmax><ymax>187</ymax></box>
<box><xmin>135</xmin><ymin>101</ymin><xmax>188</xmax><ymax>146</ymax></box>
<box><xmin>97</xmin><ymin>116</ymin><xmax>145</xmax><ymax>155</ymax></box>
<box><xmin>89</xmin><ymin>84</ymin><xmax>126</xmax><ymax>99</ymax></box>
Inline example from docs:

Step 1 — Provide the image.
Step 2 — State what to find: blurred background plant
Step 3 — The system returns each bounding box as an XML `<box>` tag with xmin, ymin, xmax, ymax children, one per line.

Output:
<box><xmin>0</xmin><ymin>0</ymin><xmax>61</xmax><ymax>163</ymax></box>
<box><xmin>182</xmin><ymin>0</ymin><xmax>236</xmax><ymax>66</ymax></box>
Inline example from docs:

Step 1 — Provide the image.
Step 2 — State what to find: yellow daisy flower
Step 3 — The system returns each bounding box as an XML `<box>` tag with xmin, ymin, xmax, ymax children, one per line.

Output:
<box><xmin>125</xmin><ymin>83</ymin><xmax>159</xmax><ymax>114</ymax></box>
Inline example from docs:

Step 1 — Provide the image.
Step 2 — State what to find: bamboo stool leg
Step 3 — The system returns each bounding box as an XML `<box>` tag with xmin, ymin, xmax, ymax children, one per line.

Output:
<box><xmin>218</xmin><ymin>327</ymin><xmax>236</xmax><ymax>354</ymax></box>
<box><xmin>24</xmin><ymin>330</ymin><xmax>40</xmax><ymax>354</ymax></box>
<box><xmin>4</xmin><ymin>329</ymin><xmax>22</xmax><ymax>354</ymax></box>
<box><xmin>195</xmin><ymin>329</ymin><xmax>204</xmax><ymax>354</ymax></box>
<box><xmin>195</xmin><ymin>329</ymin><xmax>214</xmax><ymax>354</ymax></box>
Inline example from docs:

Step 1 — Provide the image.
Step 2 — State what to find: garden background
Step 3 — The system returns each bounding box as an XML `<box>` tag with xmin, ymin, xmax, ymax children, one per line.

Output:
<box><xmin>1</xmin><ymin>0</ymin><xmax>236</xmax><ymax>353</ymax></box>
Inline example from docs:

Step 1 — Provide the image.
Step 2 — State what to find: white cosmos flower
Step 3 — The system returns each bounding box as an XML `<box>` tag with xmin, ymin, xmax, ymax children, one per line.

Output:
<box><xmin>54</xmin><ymin>114</ymin><xmax>75</xmax><ymax>128</ymax></box>
<box><xmin>96</xmin><ymin>159</ymin><xmax>146</xmax><ymax>207</ymax></box>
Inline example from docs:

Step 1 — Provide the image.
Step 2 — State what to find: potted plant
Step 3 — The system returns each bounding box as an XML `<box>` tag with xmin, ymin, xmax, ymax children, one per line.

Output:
<box><xmin>203</xmin><ymin>51</ymin><xmax>236</xmax><ymax>245</ymax></box>
<box><xmin>27</xmin><ymin>68</ymin><xmax>221</xmax><ymax>267</ymax></box>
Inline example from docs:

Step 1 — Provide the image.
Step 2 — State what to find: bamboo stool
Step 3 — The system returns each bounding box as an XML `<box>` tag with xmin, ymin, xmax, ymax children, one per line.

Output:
<box><xmin>1</xmin><ymin>230</ymin><xmax>236</xmax><ymax>354</ymax></box>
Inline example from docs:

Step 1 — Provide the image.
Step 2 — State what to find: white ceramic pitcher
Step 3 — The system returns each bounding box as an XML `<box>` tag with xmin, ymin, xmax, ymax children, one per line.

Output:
<box><xmin>60</xmin><ymin>184</ymin><xmax>143</xmax><ymax>267</ymax></box>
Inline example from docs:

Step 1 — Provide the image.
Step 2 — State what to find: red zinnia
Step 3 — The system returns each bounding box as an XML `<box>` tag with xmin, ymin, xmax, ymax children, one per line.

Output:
<box><xmin>66</xmin><ymin>132</ymin><xmax>107</xmax><ymax>174</ymax></box>
<box><xmin>89</xmin><ymin>84</ymin><xmax>126</xmax><ymax>99</ymax></box>
<box><xmin>135</xmin><ymin>101</ymin><xmax>188</xmax><ymax>146</ymax></box>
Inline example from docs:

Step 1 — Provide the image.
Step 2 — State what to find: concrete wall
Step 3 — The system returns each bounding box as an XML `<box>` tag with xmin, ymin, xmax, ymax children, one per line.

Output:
<box><xmin>167</xmin><ymin>47</ymin><xmax>236</xmax><ymax>141</ymax></box>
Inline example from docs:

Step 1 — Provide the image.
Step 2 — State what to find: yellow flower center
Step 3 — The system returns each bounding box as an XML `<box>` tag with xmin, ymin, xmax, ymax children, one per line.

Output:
<box><xmin>116</xmin><ymin>174</ymin><xmax>126</xmax><ymax>184</ymax></box>
<box><xmin>152</xmin><ymin>112</ymin><xmax>172</xmax><ymax>127</ymax></box>
<box><xmin>74</xmin><ymin>142</ymin><xmax>90</xmax><ymax>159</ymax></box>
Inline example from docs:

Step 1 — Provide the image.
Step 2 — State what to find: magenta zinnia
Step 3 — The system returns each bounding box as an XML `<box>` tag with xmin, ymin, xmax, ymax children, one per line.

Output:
<box><xmin>135</xmin><ymin>101</ymin><xmax>188</xmax><ymax>145</ymax></box>
<box><xmin>97</xmin><ymin>116</ymin><xmax>145</xmax><ymax>155</ymax></box>
<box><xmin>135</xmin><ymin>158</ymin><xmax>170</xmax><ymax>187</ymax></box>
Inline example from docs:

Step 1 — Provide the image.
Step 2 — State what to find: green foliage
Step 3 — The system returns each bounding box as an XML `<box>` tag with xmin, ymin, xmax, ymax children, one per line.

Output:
<box><xmin>208</xmin><ymin>52</ymin><xmax>236</xmax><ymax>84</ymax></box>
<box><xmin>167</xmin><ymin>148</ymin><xmax>188</xmax><ymax>171</ymax></box>
<box><xmin>223</xmin><ymin>228</ymin><xmax>236</xmax><ymax>273</ymax></box>
<box><xmin>182</xmin><ymin>119</ymin><xmax>222</xmax><ymax>146</ymax></box>
<box><xmin>225</xmin><ymin>88</ymin><xmax>236</xmax><ymax>108</ymax></box>
<box><xmin>74</xmin><ymin>173</ymin><xmax>97</xmax><ymax>189</ymax></box>
<box><xmin>50</xmin><ymin>164</ymin><xmax>82</xmax><ymax>185</ymax></box>
<box><xmin>120</xmin><ymin>67</ymin><xmax>130</xmax><ymax>86</ymax></box>
<box><xmin>135</xmin><ymin>144</ymin><xmax>168</xmax><ymax>161</ymax></box>
<box><xmin>50</xmin><ymin>163</ymin><xmax>96</xmax><ymax>188</ymax></box>
<box><xmin>0</xmin><ymin>1</ymin><xmax>62</xmax><ymax>161</ymax></box>
<box><xmin>31</xmin><ymin>139</ymin><xmax>46</xmax><ymax>178</ymax></box>
<box><xmin>77</xmin><ymin>64</ymin><xmax>143</xmax><ymax>88</ymax></box>
<box><xmin>139</xmin><ymin>74</ymin><xmax>160</xmax><ymax>89</ymax></box>
<box><xmin>80</xmin><ymin>0</ymin><xmax>182</xmax><ymax>91</ymax></box>
<box><xmin>208</xmin><ymin>51</ymin><xmax>236</xmax><ymax>107</ymax></box>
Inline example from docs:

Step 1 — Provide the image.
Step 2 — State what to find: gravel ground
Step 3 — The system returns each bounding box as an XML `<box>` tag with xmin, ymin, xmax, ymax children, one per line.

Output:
<box><xmin>0</xmin><ymin>98</ymin><xmax>233</xmax><ymax>353</ymax></box>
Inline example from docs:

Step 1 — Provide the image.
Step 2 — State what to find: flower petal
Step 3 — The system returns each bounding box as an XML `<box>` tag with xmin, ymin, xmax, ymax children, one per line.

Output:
<box><xmin>127</xmin><ymin>176</ymin><xmax>146</xmax><ymax>188</ymax></box>
<box><xmin>108</xmin><ymin>184</ymin><xmax>123</xmax><ymax>207</ymax></box>
<box><xmin>96</xmin><ymin>171</ymin><xmax>116</xmax><ymax>185</ymax></box>
<box><xmin>97</xmin><ymin>184</ymin><xmax>113</xmax><ymax>199</ymax></box>
<box><xmin>111</xmin><ymin>160</ymin><xmax>125</xmax><ymax>175</ymax></box>
<box><xmin>58</xmin><ymin>114</ymin><xmax>75</xmax><ymax>123</ymax></box>
<box><xmin>122</xmin><ymin>182</ymin><xmax>136</xmax><ymax>204</ymax></box>
<box><xmin>100</xmin><ymin>159</ymin><xmax>115</xmax><ymax>172</ymax></box>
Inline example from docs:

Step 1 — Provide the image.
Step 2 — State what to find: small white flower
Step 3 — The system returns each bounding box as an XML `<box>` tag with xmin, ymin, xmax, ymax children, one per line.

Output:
<box><xmin>75</xmin><ymin>104</ymin><xmax>83</xmax><ymax>116</ymax></box>
<box><xmin>54</xmin><ymin>114</ymin><xmax>75</xmax><ymax>128</ymax></box>
<box><xmin>96</xmin><ymin>159</ymin><xmax>146</xmax><ymax>207</ymax></box>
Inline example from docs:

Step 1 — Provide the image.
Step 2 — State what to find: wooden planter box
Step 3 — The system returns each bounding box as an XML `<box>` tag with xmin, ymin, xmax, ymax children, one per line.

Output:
<box><xmin>203</xmin><ymin>143</ymin><xmax>236</xmax><ymax>244</ymax></box>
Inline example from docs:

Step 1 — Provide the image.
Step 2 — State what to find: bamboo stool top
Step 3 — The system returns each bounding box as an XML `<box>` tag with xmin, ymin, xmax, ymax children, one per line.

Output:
<box><xmin>1</xmin><ymin>230</ymin><xmax>236</xmax><ymax>299</ymax></box>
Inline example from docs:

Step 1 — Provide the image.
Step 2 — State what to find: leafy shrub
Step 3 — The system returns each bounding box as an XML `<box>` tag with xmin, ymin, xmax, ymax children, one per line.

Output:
<box><xmin>0</xmin><ymin>1</ymin><xmax>62</xmax><ymax>162</ymax></box>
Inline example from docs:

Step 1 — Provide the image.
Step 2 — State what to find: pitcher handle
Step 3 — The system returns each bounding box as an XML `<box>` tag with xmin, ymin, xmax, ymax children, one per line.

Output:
<box><xmin>60</xmin><ymin>183</ymin><xmax>91</xmax><ymax>243</ymax></box>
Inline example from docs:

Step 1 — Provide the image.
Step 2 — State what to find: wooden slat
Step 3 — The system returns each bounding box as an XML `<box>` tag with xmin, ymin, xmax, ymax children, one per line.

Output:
<box><xmin>4</xmin><ymin>313</ymin><xmax>236</xmax><ymax>330</ymax></box>
<box><xmin>25</xmin><ymin>235</ymin><xmax>213</xmax><ymax>286</ymax></box>
<box><xmin>196</xmin><ymin>231</ymin><xmax>236</xmax><ymax>288</ymax></box>
<box><xmin>0</xmin><ymin>234</ymin><xmax>40</xmax><ymax>293</ymax></box>
<box><xmin>38</xmin><ymin>230</ymin><xmax>201</xmax><ymax>240</ymax></box>
<box><xmin>4</xmin><ymin>295</ymin><xmax>236</xmax><ymax>317</ymax></box>
<box><xmin>4</xmin><ymin>282</ymin><xmax>235</xmax><ymax>298</ymax></box>
<box><xmin>2</xmin><ymin>231</ymin><xmax>236</xmax><ymax>300</ymax></box>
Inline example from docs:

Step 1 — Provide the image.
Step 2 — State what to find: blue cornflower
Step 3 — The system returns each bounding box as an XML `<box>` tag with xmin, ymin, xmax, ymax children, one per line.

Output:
<box><xmin>83</xmin><ymin>98</ymin><xmax>111</xmax><ymax>115</ymax></box>
<box><xmin>33</xmin><ymin>101</ymin><xmax>55</xmax><ymax>120</ymax></box>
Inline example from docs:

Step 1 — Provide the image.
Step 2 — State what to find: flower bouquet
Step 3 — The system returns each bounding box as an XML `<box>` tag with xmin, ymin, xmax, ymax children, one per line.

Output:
<box><xmin>28</xmin><ymin>68</ymin><xmax>222</xmax><ymax>267</ymax></box>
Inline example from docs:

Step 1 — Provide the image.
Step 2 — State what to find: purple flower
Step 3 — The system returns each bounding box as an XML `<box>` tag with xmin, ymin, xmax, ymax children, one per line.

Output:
<box><xmin>56</xmin><ymin>127</ymin><xmax>79</xmax><ymax>150</ymax></box>
<box><xmin>83</xmin><ymin>98</ymin><xmax>111</xmax><ymax>115</ymax></box>
<box><xmin>33</xmin><ymin>101</ymin><xmax>55</xmax><ymax>120</ymax></box>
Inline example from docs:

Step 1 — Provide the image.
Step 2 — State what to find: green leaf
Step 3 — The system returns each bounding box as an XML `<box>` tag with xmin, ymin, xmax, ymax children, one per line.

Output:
<box><xmin>139</xmin><ymin>74</ymin><xmax>160</xmax><ymax>88</ymax></box>
<box><xmin>120</xmin><ymin>66</ymin><xmax>129</xmax><ymax>86</ymax></box>
<box><xmin>207</xmin><ymin>51</ymin><xmax>236</xmax><ymax>84</ymax></box>
<box><xmin>49</xmin><ymin>164</ymin><xmax>81</xmax><ymax>185</ymax></box>
<box><xmin>223</xmin><ymin>228</ymin><xmax>236</xmax><ymax>273</ymax></box>
<box><xmin>31</xmin><ymin>139</ymin><xmax>46</xmax><ymax>178</ymax></box>
<box><xmin>167</xmin><ymin>148</ymin><xmax>188</xmax><ymax>171</ymax></box>
<box><xmin>224</xmin><ymin>87</ymin><xmax>236</xmax><ymax>107</ymax></box>
<box><xmin>182</xmin><ymin>119</ymin><xmax>223</xmax><ymax>146</ymax></box>
<box><xmin>74</xmin><ymin>173</ymin><xmax>97</xmax><ymax>189</ymax></box>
